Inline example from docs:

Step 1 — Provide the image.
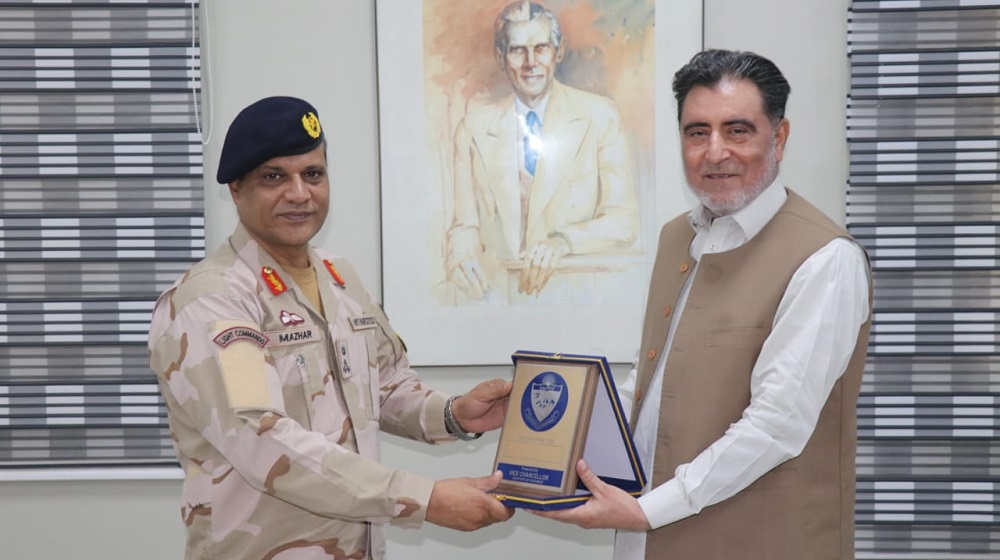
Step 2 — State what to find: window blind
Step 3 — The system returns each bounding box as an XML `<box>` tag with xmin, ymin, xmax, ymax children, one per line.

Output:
<box><xmin>0</xmin><ymin>0</ymin><xmax>202</xmax><ymax>468</ymax></box>
<box><xmin>848</xmin><ymin>0</ymin><xmax>1000</xmax><ymax>557</ymax></box>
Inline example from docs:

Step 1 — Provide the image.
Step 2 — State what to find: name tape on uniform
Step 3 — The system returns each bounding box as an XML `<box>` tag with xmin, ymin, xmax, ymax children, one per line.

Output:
<box><xmin>265</xmin><ymin>327</ymin><xmax>316</xmax><ymax>347</ymax></box>
<box><xmin>350</xmin><ymin>315</ymin><xmax>378</xmax><ymax>331</ymax></box>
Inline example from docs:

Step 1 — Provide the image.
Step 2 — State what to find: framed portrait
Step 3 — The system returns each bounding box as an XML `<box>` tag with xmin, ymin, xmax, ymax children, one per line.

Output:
<box><xmin>377</xmin><ymin>0</ymin><xmax>702</xmax><ymax>365</ymax></box>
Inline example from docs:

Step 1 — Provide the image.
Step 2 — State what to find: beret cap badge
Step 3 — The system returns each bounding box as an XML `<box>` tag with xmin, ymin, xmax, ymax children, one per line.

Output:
<box><xmin>302</xmin><ymin>112</ymin><xmax>322</xmax><ymax>139</ymax></box>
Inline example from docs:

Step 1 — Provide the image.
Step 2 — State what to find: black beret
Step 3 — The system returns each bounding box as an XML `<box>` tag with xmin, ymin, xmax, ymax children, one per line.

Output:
<box><xmin>216</xmin><ymin>96</ymin><xmax>325</xmax><ymax>184</ymax></box>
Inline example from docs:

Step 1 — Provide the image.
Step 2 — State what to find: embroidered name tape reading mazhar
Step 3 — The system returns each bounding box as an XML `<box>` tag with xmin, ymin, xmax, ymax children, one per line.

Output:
<box><xmin>213</xmin><ymin>326</ymin><xmax>269</xmax><ymax>348</ymax></box>
<box><xmin>265</xmin><ymin>327</ymin><xmax>316</xmax><ymax>347</ymax></box>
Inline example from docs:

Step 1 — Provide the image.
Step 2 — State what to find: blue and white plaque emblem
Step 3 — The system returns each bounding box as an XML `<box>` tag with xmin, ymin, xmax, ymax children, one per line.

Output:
<box><xmin>521</xmin><ymin>371</ymin><xmax>569</xmax><ymax>432</ymax></box>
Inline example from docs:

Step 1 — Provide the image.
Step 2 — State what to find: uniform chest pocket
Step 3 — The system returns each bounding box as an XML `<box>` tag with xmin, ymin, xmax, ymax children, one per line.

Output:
<box><xmin>267</xmin><ymin>341</ymin><xmax>328</xmax><ymax>429</ymax></box>
<box><xmin>334</xmin><ymin>334</ymin><xmax>380</xmax><ymax>421</ymax></box>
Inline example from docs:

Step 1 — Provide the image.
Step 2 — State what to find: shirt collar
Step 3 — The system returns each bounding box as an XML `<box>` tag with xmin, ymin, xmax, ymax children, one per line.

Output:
<box><xmin>687</xmin><ymin>178</ymin><xmax>787</xmax><ymax>239</ymax></box>
<box><xmin>515</xmin><ymin>93</ymin><xmax>550</xmax><ymax>124</ymax></box>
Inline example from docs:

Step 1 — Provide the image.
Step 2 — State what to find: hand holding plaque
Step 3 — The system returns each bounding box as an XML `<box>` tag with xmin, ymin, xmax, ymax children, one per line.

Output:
<box><xmin>491</xmin><ymin>351</ymin><xmax>646</xmax><ymax>510</ymax></box>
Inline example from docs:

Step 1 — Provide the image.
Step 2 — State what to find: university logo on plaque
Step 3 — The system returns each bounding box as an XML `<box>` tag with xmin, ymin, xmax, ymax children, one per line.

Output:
<box><xmin>524</xmin><ymin>372</ymin><xmax>568</xmax><ymax>431</ymax></box>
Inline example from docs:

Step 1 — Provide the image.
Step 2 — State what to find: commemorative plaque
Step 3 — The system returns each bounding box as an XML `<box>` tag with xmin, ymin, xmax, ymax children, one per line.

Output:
<box><xmin>492</xmin><ymin>351</ymin><xmax>601</xmax><ymax>499</ymax></box>
<box><xmin>491</xmin><ymin>350</ymin><xmax>646</xmax><ymax>509</ymax></box>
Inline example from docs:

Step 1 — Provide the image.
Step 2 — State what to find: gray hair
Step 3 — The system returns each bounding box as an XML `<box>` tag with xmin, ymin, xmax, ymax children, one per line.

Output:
<box><xmin>672</xmin><ymin>49</ymin><xmax>791</xmax><ymax>125</ymax></box>
<box><xmin>494</xmin><ymin>1</ymin><xmax>562</xmax><ymax>55</ymax></box>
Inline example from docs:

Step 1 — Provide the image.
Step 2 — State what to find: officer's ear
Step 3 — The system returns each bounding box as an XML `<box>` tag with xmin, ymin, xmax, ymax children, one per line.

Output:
<box><xmin>228</xmin><ymin>179</ymin><xmax>243</xmax><ymax>200</ymax></box>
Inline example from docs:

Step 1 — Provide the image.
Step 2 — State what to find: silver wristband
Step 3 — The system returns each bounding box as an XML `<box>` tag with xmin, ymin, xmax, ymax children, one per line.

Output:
<box><xmin>444</xmin><ymin>395</ymin><xmax>483</xmax><ymax>441</ymax></box>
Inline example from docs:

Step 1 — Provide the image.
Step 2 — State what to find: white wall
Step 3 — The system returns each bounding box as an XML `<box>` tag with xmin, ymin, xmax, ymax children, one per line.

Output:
<box><xmin>0</xmin><ymin>0</ymin><xmax>849</xmax><ymax>558</ymax></box>
<box><xmin>703</xmin><ymin>0</ymin><xmax>851</xmax><ymax>224</ymax></box>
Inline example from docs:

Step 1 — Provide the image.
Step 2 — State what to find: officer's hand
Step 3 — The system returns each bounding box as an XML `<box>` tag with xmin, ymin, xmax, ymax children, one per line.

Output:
<box><xmin>530</xmin><ymin>459</ymin><xmax>651</xmax><ymax>530</ymax></box>
<box><xmin>427</xmin><ymin>471</ymin><xmax>514</xmax><ymax>531</ymax></box>
<box><xmin>518</xmin><ymin>237</ymin><xmax>570</xmax><ymax>295</ymax></box>
<box><xmin>452</xmin><ymin>378</ymin><xmax>512</xmax><ymax>433</ymax></box>
<box><xmin>449</xmin><ymin>258</ymin><xmax>490</xmax><ymax>300</ymax></box>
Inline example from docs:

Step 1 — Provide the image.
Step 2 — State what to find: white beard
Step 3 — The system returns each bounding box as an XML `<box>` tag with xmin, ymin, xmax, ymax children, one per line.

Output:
<box><xmin>690</xmin><ymin>140</ymin><xmax>780</xmax><ymax>217</ymax></box>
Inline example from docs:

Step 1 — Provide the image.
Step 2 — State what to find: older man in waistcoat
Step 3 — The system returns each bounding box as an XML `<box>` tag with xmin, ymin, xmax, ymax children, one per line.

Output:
<box><xmin>533</xmin><ymin>49</ymin><xmax>873</xmax><ymax>560</ymax></box>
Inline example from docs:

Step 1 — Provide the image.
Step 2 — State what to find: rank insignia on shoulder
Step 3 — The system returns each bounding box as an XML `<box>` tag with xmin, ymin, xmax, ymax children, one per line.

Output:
<box><xmin>261</xmin><ymin>266</ymin><xmax>288</xmax><ymax>295</ymax></box>
<box><xmin>323</xmin><ymin>259</ymin><xmax>346</xmax><ymax>288</ymax></box>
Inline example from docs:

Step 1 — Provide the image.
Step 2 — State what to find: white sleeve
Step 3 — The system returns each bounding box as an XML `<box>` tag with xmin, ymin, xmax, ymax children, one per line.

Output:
<box><xmin>617</xmin><ymin>350</ymin><xmax>641</xmax><ymax>420</ymax></box>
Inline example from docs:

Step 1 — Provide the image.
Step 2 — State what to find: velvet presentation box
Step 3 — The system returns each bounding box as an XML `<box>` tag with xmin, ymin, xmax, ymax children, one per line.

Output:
<box><xmin>490</xmin><ymin>350</ymin><xmax>646</xmax><ymax>510</ymax></box>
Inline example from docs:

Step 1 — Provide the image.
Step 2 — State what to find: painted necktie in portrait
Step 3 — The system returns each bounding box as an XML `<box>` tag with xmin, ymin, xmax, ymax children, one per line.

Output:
<box><xmin>524</xmin><ymin>110</ymin><xmax>541</xmax><ymax>176</ymax></box>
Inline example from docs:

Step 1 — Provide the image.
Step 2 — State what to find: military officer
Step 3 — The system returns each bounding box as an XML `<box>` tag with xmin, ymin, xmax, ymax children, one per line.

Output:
<box><xmin>148</xmin><ymin>96</ymin><xmax>513</xmax><ymax>560</ymax></box>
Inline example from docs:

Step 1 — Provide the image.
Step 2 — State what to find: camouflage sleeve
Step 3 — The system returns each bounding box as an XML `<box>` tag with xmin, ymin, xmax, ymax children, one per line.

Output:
<box><xmin>373</xmin><ymin>316</ymin><xmax>452</xmax><ymax>444</ymax></box>
<box><xmin>329</xmin><ymin>257</ymin><xmax>454</xmax><ymax>445</ymax></box>
<box><xmin>149</xmin><ymin>285</ymin><xmax>435</xmax><ymax>528</ymax></box>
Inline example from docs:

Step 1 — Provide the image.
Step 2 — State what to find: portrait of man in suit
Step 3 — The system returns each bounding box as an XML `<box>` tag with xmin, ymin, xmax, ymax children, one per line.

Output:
<box><xmin>437</xmin><ymin>0</ymin><xmax>649</xmax><ymax>305</ymax></box>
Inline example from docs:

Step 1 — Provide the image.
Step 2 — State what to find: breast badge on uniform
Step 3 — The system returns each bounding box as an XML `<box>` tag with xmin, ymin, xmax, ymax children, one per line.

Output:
<box><xmin>280</xmin><ymin>310</ymin><xmax>305</xmax><ymax>325</ymax></box>
<box><xmin>335</xmin><ymin>339</ymin><xmax>352</xmax><ymax>379</ymax></box>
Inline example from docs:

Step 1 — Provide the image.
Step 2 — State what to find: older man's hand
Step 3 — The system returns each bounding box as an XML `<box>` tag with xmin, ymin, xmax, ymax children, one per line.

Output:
<box><xmin>530</xmin><ymin>460</ymin><xmax>651</xmax><ymax>531</ymax></box>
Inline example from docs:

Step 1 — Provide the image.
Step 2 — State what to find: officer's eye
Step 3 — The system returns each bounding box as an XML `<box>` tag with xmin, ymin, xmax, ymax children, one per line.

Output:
<box><xmin>303</xmin><ymin>169</ymin><xmax>326</xmax><ymax>182</ymax></box>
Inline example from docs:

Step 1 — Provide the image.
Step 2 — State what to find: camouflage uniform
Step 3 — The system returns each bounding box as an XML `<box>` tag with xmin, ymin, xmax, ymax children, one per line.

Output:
<box><xmin>149</xmin><ymin>224</ymin><xmax>453</xmax><ymax>560</ymax></box>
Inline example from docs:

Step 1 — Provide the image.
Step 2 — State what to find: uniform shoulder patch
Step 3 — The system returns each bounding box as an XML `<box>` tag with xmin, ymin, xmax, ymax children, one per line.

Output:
<box><xmin>213</xmin><ymin>326</ymin><xmax>269</xmax><ymax>348</ymax></box>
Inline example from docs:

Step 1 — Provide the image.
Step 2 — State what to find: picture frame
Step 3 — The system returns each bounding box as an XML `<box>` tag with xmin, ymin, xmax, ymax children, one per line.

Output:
<box><xmin>376</xmin><ymin>0</ymin><xmax>702</xmax><ymax>365</ymax></box>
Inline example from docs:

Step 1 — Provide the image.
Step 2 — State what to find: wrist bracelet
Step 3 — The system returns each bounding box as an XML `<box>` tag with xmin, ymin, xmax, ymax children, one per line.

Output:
<box><xmin>444</xmin><ymin>395</ymin><xmax>483</xmax><ymax>441</ymax></box>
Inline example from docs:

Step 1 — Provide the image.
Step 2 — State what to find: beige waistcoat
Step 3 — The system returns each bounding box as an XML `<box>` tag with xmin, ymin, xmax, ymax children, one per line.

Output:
<box><xmin>633</xmin><ymin>190</ymin><xmax>872</xmax><ymax>560</ymax></box>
